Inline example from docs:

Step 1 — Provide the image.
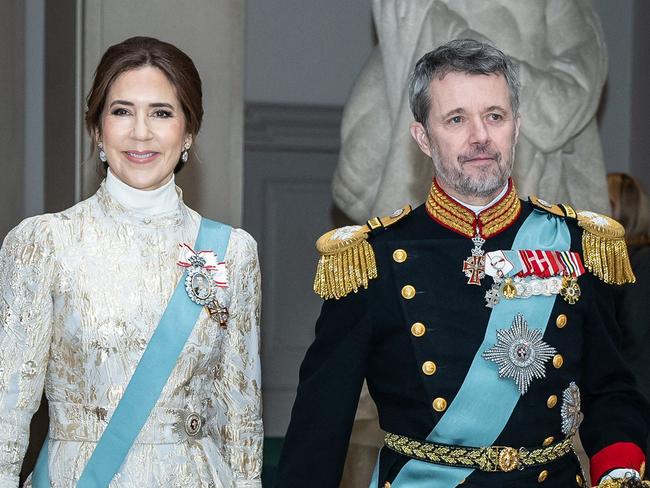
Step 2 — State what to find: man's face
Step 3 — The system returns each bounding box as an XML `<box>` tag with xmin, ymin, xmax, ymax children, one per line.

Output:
<box><xmin>410</xmin><ymin>71</ymin><xmax>520</xmax><ymax>204</ymax></box>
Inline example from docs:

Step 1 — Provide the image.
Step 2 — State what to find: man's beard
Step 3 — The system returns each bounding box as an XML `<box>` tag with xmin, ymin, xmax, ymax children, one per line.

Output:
<box><xmin>431</xmin><ymin>140</ymin><xmax>516</xmax><ymax>199</ymax></box>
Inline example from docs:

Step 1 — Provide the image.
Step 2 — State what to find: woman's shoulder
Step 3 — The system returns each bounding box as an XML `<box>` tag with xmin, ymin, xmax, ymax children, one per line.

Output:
<box><xmin>1</xmin><ymin>213</ymin><xmax>58</xmax><ymax>266</ymax></box>
<box><xmin>2</xmin><ymin>198</ymin><xmax>96</xmax><ymax>254</ymax></box>
<box><xmin>227</xmin><ymin>227</ymin><xmax>258</xmax><ymax>259</ymax></box>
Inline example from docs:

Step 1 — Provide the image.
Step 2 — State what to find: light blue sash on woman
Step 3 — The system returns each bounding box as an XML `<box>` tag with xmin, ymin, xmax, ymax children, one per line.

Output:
<box><xmin>32</xmin><ymin>218</ymin><xmax>231</xmax><ymax>488</ymax></box>
<box><xmin>370</xmin><ymin>209</ymin><xmax>570</xmax><ymax>488</ymax></box>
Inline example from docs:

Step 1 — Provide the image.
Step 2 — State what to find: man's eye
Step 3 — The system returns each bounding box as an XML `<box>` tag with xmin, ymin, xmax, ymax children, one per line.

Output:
<box><xmin>449</xmin><ymin>116</ymin><xmax>463</xmax><ymax>124</ymax></box>
<box><xmin>488</xmin><ymin>113</ymin><xmax>503</xmax><ymax>121</ymax></box>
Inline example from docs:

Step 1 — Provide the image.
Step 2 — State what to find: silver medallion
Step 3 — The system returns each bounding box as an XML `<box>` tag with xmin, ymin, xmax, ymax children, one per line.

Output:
<box><xmin>482</xmin><ymin>313</ymin><xmax>557</xmax><ymax>395</ymax></box>
<box><xmin>184</xmin><ymin>254</ymin><xmax>216</xmax><ymax>306</ymax></box>
<box><xmin>561</xmin><ymin>382</ymin><xmax>582</xmax><ymax>435</ymax></box>
<box><xmin>172</xmin><ymin>409</ymin><xmax>206</xmax><ymax>442</ymax></box>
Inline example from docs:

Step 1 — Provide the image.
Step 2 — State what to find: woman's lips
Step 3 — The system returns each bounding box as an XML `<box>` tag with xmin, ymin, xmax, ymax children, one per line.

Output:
<box><xmin>123</xmin><ymin>151</ymin><xmax>160</xmax><ymax>164</ymax></box>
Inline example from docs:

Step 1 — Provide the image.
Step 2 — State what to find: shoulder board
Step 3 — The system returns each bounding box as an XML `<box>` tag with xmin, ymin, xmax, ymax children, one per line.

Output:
<box><xmin>576</xmin><ymin>210</ymin><xmax>635</xmax><ymax>284</ymax></box>
<box><xmin>314</xmin><ymin>205</ymin><xmax>412</xmax><ymax>299</ymax></box>
<box><xmin>529</xmin><ymin>195</ymin><xmax>577</xmax><ymax>220</ymax></box>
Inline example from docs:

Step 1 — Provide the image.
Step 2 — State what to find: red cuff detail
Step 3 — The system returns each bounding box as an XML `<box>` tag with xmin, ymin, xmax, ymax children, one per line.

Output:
<box><xmin>590</xmin><ymin>442</ymin><xmax>645</xmax><ymax>483</ymax></box>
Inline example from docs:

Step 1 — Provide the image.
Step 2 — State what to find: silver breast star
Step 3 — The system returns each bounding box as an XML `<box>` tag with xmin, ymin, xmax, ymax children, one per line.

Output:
<box><xmin>482</xmin><ymin>313</ymin><xmax>557</xmax><ymax>395</ymax></box>
<box><xmin>561</xmin><ymin>382</ymin><xmax>582</xmax><ymax>435</ymax></box>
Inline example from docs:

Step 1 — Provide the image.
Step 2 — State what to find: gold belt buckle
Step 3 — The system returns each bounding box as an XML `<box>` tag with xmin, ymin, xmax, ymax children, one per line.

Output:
<box><xmin>479</xmin><ymin>446</ymin><xmax>520</xmax><ymax>472</ymax></box>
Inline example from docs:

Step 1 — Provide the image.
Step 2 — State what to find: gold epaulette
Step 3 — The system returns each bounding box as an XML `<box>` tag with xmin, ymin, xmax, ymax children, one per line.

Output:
<box><xmin>530</xmin><ymin>196</ymin><xmax>635</xmax><ymax>285</ymax></box>
<box><xmin>577</xmin><ymin>210</ymin><xmax>635</xmax><ymax>284</ymax></box>
<box><xmin>313</xmin><ymin>205</ymin><xmax>412</xmax><ymax>299</ymax></box>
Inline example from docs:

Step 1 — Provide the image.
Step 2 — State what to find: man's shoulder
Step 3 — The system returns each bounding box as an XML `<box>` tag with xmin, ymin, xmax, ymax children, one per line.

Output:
<box><xmin>529</xmin><ymin>195</ymin><xmax>635</xmax><ymax>285</ymax></box>
<box><xmin>313</xmin><ymin>205</ymin><xmax>413</xmax><ymax>300</ymax></box>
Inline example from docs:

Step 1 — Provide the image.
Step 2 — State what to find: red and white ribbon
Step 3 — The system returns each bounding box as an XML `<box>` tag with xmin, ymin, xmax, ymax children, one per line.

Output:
<box><xmin>177</xmin><ymin>244</ymin><xmax>229</xmax><ymax>288</ymax></box>
<box><xmin>485</xmin><ymin>249</ymin><xmax>585</xmax><ymax>280</ymax></box>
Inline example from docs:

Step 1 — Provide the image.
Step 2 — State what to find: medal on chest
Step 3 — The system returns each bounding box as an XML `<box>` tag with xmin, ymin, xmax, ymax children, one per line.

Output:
<box><xmin>177</xmin><ymin>244</ymin><xmax>230</xmax><ymax>328</ymax></box>
<box><xmin>483</xmin><ymin>249</ymin><xmax>585</xmax><ymax>308</ymax></box>
<box><xmin>462</xmin><ymin>229</ymin><xmax>487</xmax><ymax>286</ymax></box>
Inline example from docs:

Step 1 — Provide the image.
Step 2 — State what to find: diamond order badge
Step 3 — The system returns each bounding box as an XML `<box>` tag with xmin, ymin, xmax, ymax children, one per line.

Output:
<box><xmin>185</xmin><ymin>254</ymin><xmax>217</xmax><ymax>306</ymax></box>
<box><xmin>482</xmin><ymin>313</ymin><xmax>557</xmax><ymax>395</ymax></box>
<box><xmin>561</xmin><ymin>382</ymin><xmax>582</xmax><ymax>435</ymax></box>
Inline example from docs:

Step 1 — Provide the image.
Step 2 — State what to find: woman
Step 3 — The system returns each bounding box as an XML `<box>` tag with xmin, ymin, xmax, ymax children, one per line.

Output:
<box><xmin>608</xmin><ymin>172</ymin><xmax>650</xmax><ymax>456</ymax></box>
<box><xmin>0</xmin><ymin>37</ymin><xmax>262</xmax><ymax>487</ymax></box>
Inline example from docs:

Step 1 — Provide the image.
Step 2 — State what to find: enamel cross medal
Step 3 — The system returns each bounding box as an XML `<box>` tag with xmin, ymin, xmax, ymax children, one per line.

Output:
<box><xmin>462</xmin><ymin>229</ymin><xmax>486</xmax><ymax>285</ymax></box>
<box><xmin>178</xmin><ymin>244</ymin><xmax>230</xmax><ymax>328</ymax></box>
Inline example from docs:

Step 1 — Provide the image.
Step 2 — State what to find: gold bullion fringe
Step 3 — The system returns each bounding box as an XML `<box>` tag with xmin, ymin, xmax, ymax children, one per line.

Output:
<box><xmin>582</xmin><ymin>232</ymin><xmax>636</xmax><ymax>285</ymax></box>
<box><xmin>313</xmin><ymin>239</ymin><xmax>377</xmax><ymax>300</ymax></box>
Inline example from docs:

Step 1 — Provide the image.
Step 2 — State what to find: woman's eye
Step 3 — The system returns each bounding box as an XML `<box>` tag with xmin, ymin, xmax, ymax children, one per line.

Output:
<box><xmin>153</xmin><ymin>110</ymin><xmax>173</xmax><ymax>118</ymax></box>
<box><xmin>111</xmin><ymin>108</ymin><xmax>130</xmax><ymax>116</ymax></box>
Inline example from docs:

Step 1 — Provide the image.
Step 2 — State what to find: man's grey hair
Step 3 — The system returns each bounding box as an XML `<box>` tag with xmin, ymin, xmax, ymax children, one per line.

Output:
<box><xmin>408</xmin><ymin>39</ymin><xmax>520</xmax><ymax>127</ymax></box>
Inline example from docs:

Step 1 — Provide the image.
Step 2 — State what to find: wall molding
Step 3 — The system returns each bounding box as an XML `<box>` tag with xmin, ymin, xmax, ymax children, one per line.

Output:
<box><xmin>245</xmin><ymin>102</ymin><xmax>343</xmax><ymax>153</ymax></box>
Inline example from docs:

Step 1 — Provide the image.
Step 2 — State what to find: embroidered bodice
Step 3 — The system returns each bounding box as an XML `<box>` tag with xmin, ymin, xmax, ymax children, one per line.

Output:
<box><xmin>0</xmin><ymin>182</ymin><xmax>262</xmax><ymax>487</ymax></box>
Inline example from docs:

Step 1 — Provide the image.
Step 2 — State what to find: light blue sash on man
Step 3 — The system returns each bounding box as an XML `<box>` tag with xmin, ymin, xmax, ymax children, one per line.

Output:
<box><xmin>32</xmin><ymin>218</ymin><xmax>231</xmax><ymax>488</ymax></box>
<box><xmin>370</xmin><ymin>209</ymin><xmax>570</xmax><ymax>488</ymax></box>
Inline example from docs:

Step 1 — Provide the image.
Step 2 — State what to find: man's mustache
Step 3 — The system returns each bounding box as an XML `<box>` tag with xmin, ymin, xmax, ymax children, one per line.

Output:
<box><xmin>458</xmin><ymin>144</ymin><xmax>501</xmax><ymax>164</ymax></box>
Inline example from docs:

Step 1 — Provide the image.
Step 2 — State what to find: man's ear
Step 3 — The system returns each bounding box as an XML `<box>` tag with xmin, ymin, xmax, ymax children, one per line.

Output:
<box><xmin>513</xmin><ymin>114</ymin><xmax>521</xmax><ymax>145</ymax></box>
<box><xmin>410</xmin><ymin>121</ymin><xmax>432</xmax><ymax>158</ymax></box>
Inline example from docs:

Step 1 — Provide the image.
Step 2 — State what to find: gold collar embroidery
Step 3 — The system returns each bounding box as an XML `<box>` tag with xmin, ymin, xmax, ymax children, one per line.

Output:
<box><xmin>425</xmin><ymin>179</ymin><xmax>521</xmax><ymax>239</ymax></box>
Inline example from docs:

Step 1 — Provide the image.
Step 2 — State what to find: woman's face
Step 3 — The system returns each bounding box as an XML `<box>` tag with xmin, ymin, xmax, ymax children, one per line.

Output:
<box><xmin>100</xmin><ymin>65</ymin><xmax>190</xmax><ymax>191</ymax></box>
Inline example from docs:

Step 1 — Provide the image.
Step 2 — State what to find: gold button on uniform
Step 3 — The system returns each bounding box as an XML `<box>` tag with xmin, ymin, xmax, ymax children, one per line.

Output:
<box><xmin>542</xmin><ymin>436</ymin><xmax>554</xmax><ymax>447</ymax></box>
<box><xmin>576</xmin><ymin>474</ymin><xmax>583</xmax><ymax>486</ymax></box>
<box><xmin>433</xmin><ymin>397</ymin><xmax>447</xmax><ymax>412</ymax></box>
<box><xmin>547</xmin><ymin>395</ymin><xmax>558</xmax><ymax>408</ymax></box>
<box><xmin>556</xmin><ymin>314</ymin><xmax>568</xmax><ymax>328</ymax></box>
<box><xmin>538</xmin><ymin>469</ymin><xmax>549</xmax><ymax>482</ymax></box>
<box><xmin>422</xmin><ymin>361</ymin><xmax>437</xmax><ymax>375</ymax></box>
<box><xmin>393</xmin><ymin>249</ymin><xmax>408</xmax><ymax>263</ymax></box>
<box><xmin>401</xmin><ymin>285</ymin><xmax>416</xmax><ymax>299</ymax></box>
<box><xmin>553</xmin><ymin>354</ymin><xmax>564</xmax><ymax>369</ymax></box>
<box><xmin>411</xmin><ymin>322</ymin><xmax>426</xmax><ymax>337</ymax></box>
<box><xmin>383</xmin><ymin>482</ymin><xmax>391</xmax><ymax>488</ymax></box>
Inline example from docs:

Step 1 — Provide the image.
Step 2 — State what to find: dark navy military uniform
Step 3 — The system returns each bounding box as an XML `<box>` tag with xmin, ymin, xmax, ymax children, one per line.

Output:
<box><xmin>276</xmin><ymin>184</ymin><xmax>648</xmax><ymax>488</ymax></box>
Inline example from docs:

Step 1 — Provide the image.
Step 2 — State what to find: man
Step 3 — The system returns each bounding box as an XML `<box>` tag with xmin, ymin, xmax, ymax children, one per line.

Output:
<box><xmin>276</xmin><ymin>40</ymin><xmax>648</xmax><ymax>488</ymax></box>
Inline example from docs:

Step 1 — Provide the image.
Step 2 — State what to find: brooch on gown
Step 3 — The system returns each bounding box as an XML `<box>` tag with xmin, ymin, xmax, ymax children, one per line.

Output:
<box><xmin>177</xmin><ymin>244</ymin><xmax>229</xmax><ymax>328</ymax></box>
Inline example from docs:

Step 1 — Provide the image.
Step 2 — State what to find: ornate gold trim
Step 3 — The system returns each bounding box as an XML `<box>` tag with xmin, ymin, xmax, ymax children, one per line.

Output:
<box><xmin>384</xmin><ymin>432</ymin><xmax>573</xmax><ymax>473</ymax></box>
<box><xmin>597</xmin><ymin>479</ymin><xmax>650</xmax><ymax>488</ymax></box>
<box><xmin>425</xmin><ymin>179</ymin><xmax>521</xmax><ymax>239</ymax></box>
<box><xmin>313</xmin><ymin>206</ymin><xmax>412</xmax><ymax>299</ymax></box>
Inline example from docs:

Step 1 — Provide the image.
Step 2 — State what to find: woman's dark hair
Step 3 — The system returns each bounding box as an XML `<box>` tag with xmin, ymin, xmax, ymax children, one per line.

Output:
<box><xmin>85</xmin><ymin>36</ymin><xmax>203</xmax><ymax>173</ymax></box>
<box><xmin>608</xmin><ymin>172</ymin><xmax>650</xmax><ymax>246</ymax></box>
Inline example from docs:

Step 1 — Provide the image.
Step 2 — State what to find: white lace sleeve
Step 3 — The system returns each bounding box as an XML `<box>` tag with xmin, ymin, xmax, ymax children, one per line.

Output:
<box><xmin>0</xmin><ymin>218</ymin><xmax>56</xmax><ymax>485</ymax></box>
